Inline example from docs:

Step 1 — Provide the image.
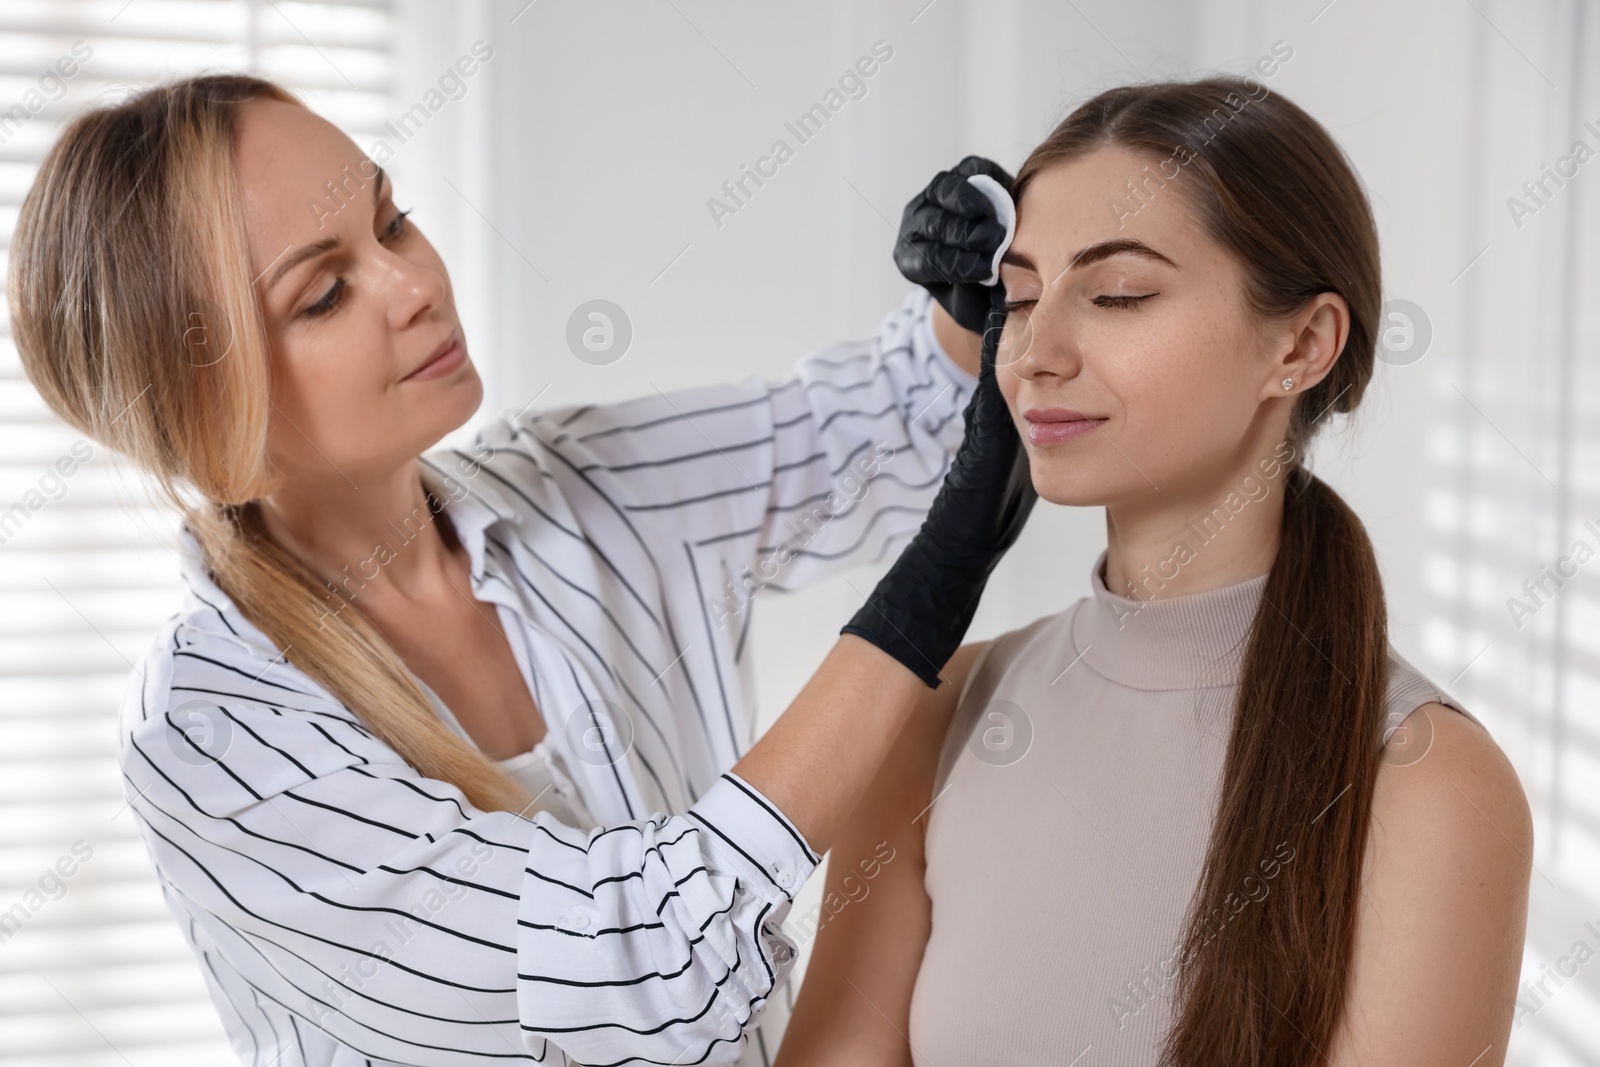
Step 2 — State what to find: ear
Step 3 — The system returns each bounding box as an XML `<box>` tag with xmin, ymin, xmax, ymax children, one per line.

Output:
<box><xmin>1261</xmin><ymin>292</ymin><xmax>1349</xmax><ymax>400</ymax></box>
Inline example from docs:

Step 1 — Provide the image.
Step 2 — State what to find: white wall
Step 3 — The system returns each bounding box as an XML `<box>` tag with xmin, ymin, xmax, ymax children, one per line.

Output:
<box><xmin>399</xmin><ymin>0</ymin><xmax>1210</xmax><ymax>723</ymax></box>
<box><xmin>400</xmin><ymin>0</ymin><xmax>1469</xmax><ymax>749</ymax></box>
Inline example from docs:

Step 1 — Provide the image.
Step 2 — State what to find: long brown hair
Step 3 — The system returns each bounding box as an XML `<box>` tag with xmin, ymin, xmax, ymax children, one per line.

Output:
<box><xmin>1014</xmin><ymin>77</ymin><xmax>1384</xmax><ymax>1064</ymax></box>
<box><xmin>8</xmin><ymin>74</ymin><xmax>527</xmax><ymax>813</ymax></box>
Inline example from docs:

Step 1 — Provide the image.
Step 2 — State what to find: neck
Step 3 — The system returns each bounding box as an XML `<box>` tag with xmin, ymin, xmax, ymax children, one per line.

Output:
<box><xmin>257</xmin><ymin>458</ymin><xmax>456</xmax><ymax>607</ymax></box>
<box><xmin>1102</xmin><ymin>438</ymin><xmax>1295</xmax><ymax>601</ymax></box>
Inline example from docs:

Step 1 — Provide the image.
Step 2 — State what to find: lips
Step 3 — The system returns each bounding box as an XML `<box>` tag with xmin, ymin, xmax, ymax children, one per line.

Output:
<box><xmin>403</xmin><ymin>329</ymin><xmax>466</xmax><ymax>381</ymax></box>
<box><xmin>1021</xmin><ymin>407</ymin><xmax>1108</xmax><ymax>445</ymax></box>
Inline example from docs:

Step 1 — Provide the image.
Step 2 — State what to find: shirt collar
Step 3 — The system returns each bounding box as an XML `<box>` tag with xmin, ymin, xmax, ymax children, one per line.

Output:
<box><xmin>175</xmin><ymin>447</ymin><xmax>522</xmax><ymax>630</ymax></box>
<box><xmin>174</xmin><ymin>522</ymin><xmax>282</xmax><ymax>657</ymax></box>
<box><xmin>176</xmin><ymin>521</ymin><xmax>228</xmax><ymax>607</ymax></box>
<box><xmin>418</xmin><ymin>449</ymin><xmax>522</xmax><ymax>584</ymax></box>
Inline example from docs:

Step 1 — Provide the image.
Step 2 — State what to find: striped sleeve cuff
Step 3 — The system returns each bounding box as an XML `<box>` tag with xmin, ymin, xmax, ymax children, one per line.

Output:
<box><xmin>686</xmin><ymin>772</ymin><xmax>820</xmax><ymax>906</ymax></box>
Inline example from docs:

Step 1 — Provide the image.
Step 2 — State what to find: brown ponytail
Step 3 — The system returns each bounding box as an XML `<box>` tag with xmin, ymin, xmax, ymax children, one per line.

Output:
<box><xmin>1166</xmin><ymin>467</ymin><xmax>1388</xmax><ymax>1063</ymax></box>
<box><xmin>9</xmin><ymin>74</ymin><xmax>528</xmax><ymax>814</ymax></box>
<box><xmin>1013</xmin><ymin>77</ymin><xmax>1385</xmax><ymax>1064</ymax></box>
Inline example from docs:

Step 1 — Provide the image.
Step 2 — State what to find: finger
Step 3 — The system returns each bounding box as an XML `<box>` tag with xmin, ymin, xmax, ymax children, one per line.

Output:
<box><xmin>951</xmin><ymin>155</ymin><xmax>1016</xmax><ymax>189</ymax></box>
<box><xmin>903</xmin><ymin>202</ymin><xmax>1007</xmax><ymax>251</ymax></box>
<box><xmin>896</xmin><ymin>239</ymin><xmax>995</xmax><ymax>286</ymax></box>
<box><xmin>893</xmin><ymin>238</ymin><xmax>948</xmax><ymax>285</ymax></box>
<box><xmin>897</xmin><ymin>194</ymin><xmax>928</xmax><ymax>245</ymax></box>
<box><xmin>925</xmin><ymin>171</ymin><xmax>1000</xmax><ymax>219</ymax></box>
<box><xmin>939</xmin><ymin>247</ymin><xmax>998</xmax><ymax>280</ymax></box>
<box><xmin>894</xmin><ymin>238</ymin><xmax>979</xmax><ymax>288</ymax></box>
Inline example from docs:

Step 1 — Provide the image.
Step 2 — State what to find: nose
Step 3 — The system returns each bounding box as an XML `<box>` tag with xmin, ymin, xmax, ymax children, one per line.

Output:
<box><xmin>382</xmin><ymin>245</ymin><xmax>448</xmax><ymax>333</ymax></box>
<box><xmin>1000</xmin><ymin>294</ymin><xmax>1081</xmax><ymax>386</ymax></box>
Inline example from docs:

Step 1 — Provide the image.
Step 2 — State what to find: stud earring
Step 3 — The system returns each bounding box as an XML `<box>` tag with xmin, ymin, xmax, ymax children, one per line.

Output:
<box><xmin>1281</xmin><ymin>377</ymin><xmax>1294</xmax><ymax>390</ymax></box>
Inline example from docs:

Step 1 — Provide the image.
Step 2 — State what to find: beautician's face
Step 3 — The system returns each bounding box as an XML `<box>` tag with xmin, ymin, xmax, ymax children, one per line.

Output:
<box><xmin>996</xmin><ymin>146</ymin><xmax>1290</xmax><ymax>507</ymax></box>
<box><xmin>235</xmin><ymin>99</ymin><xmax>479</xmax><ymax>484</ymax></box>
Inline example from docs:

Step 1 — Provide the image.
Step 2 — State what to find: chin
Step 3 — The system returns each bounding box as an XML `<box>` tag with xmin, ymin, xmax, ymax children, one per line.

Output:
<box><xmin>419</xmin><ymin>366</ymin><xmax>486</xmax><ymax>449</ymax></box>
<box><xmin>1029</xmin><ymin>468</ymin><xmax>1101</xmax><ymax>508</ymax></box>
<box><xmin>1026</xmin><ymin>457</ymin><xmax>1128</xmax><ymax>508</ymax></box>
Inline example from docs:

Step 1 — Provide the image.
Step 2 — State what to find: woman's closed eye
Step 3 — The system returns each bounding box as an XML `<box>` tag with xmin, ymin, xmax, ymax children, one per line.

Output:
<box><xmin>1093</xmin><ymin>292</ymin><xmax>1158</xmax><ymax>309</ymax></box>
<box><xmin>301</xmin><ymin>207</ymin><xmax>413</xmax><ymax>319</ymax></box>
<box><xmin>1004</xmin><ymin>292</ymin><xmax>1159</xmax><ymax>313</ymax></box>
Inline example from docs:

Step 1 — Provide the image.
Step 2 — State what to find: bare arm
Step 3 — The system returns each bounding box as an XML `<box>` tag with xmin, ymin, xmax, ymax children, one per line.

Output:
<box><xmin>1330</xmin><ymin>704</ymin><xmax>1533</xmax><ymax>1066</ymax></box>
<box><xmin>731</xmin><ymin>635</ymin><xmax>930</xmax><ymax>856</ymax></box>
<box><xmin>732</xmin><ymin>293</ymin><xmax>1011</xmax><ymax>857</ymax></box>
<box><xmin>774</xmin><ymin>642</ymin><xmax>987</xmax><ymax>1066</ymax></box>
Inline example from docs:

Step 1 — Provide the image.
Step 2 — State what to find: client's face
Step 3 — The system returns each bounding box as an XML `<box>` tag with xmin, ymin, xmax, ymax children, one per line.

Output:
<box><xmin>996</xmin><ymin>146</ymin><xmax>1288</xmax><ymax>508</ymax></box>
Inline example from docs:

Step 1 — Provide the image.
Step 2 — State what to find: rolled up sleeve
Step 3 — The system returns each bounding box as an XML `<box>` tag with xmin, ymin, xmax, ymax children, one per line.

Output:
<box><xmin>517</xmin><ymin>772</ymin><xmax>819</xmax><ymax>1064</ymax></box>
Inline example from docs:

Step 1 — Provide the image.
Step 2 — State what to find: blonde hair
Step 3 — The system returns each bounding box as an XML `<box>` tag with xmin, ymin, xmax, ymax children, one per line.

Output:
<box><xmin>8</xmin><ymin>74</ymin><xmax>527</xmax><ymax>813</ymax></box>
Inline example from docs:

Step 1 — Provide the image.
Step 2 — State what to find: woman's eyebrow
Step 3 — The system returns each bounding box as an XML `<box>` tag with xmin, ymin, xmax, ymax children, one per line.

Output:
<box><xmin>1032</xmin><ymin>237</ymin><xmax>1179</xmax><ymax>290</ymax></box>
<box><xmin>263</xmin><ymin>165</ymin><xmax>389</xmax><ymax>292</ymax></box>
<box><xmin>1068</xmin><ymin>238</ymin><xmax>1177</xmax><ymax>270</ymax></box>
<box><xmin>1001</xmin><ymin>237</ymin><xmax>1178</xmax><ymax>284</ymax></box>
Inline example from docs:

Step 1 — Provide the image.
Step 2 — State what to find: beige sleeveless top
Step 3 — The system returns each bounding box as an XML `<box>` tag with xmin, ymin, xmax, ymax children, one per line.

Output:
<box><xmin>908</xmin><ymin>552</ymin><xmax>1480</xmax><ymax>1066</ymax></box>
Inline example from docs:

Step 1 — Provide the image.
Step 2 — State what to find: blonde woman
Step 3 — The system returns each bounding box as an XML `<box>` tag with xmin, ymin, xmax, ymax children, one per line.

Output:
<box><xmin>9</xmin><ymin>75</ymin><xmax>1034</xmax><ymax>1066</ymax></box>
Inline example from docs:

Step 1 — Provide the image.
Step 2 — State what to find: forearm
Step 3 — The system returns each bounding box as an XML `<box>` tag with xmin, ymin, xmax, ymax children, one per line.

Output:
<box><xmin>774</xmin><ymin>641</ymin><xmax>981</xmax><ymax>1066</ymax></box>
<box><xmin>731</xmin><ymin>634</ymin><xmax>926</xmax><ymax>856</ymax></box>
<box><xmin>776</xmin><ymin>836</ymin><xmax>927</xmax><ymax>1067</ymax></box>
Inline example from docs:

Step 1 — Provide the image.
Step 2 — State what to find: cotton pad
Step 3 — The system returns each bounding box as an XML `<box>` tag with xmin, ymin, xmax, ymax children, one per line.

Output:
<box><xmin>965</xmin><ymin>173</ymin><xmax>1017</xmax><ymax>287</ymax></box>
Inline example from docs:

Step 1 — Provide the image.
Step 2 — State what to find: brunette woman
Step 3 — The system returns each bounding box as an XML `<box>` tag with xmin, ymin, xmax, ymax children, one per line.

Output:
<box><xmin>780</xmin><ymin>78</ymin><xmax>1532</xmax><ymax>1067</ymax></box>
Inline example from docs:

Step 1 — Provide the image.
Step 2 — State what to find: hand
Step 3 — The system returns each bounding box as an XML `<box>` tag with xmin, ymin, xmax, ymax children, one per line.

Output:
<box><xmin>841</xmin><ymin>288</ymin><xmax>1035</xmax><ymax>687</ymax></box>
<box><xmin>894</xmin><ymin>155</ymin><xmax>1015</xmax><ymax>333</ymax></box>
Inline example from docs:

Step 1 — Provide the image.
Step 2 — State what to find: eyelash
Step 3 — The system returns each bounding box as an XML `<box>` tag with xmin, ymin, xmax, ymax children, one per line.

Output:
<box><xmin>301</xmin><ymin>207</ymin><xmax>413</xmax><ymax>319</ymax></box>
<box><xmin>1095</xmin><ymin>294</ymin><xmax>1155</xmax><ymax>310</ymax></box>
<box><xmin>1003</xmin><ymin>294</ymin><xmax>1156</xmax><ymax>313</ymax></box>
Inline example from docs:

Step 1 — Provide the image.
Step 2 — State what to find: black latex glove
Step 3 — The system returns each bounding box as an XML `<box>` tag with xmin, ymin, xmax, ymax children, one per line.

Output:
<box><xmin>894</xmin><ymin>155</ymin><xmax>1015</xmax><ymax>333</ymax></box>
<box><xmin>840</xmin><ymin>288</ymin><xmax>1036</xmax><ymax>688</ymax></box>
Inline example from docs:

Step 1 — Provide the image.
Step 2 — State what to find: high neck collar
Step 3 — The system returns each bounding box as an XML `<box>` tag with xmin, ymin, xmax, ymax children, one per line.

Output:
<box><xmin>1071</xmin><ymin>550</ymin><xmax>1270</xmax><ymax>691</ymax></box>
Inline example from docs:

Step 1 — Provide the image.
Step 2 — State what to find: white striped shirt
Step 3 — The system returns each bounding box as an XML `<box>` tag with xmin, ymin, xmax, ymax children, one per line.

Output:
<box><xmin>119</xmin><ymin>290</ymin><xmax>974</xmax><ymax>1067</ymax></box>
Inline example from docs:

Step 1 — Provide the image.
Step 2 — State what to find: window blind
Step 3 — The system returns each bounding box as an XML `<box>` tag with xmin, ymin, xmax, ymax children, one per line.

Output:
<box><xmin>1419</xmin><ymin>2</ymin><xmax>1599</xmax><ymax>1062</ymax></box>
<box><xmin>0</xmin><ymin>3</ymin><xmax>397</xmax><ymax>1064</ymax></box>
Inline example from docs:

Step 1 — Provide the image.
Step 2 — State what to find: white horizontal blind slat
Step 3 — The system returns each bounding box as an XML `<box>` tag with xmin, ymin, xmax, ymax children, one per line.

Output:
<box><xmin>1420</xmin><ymin>3</ymin><xmax>1600</xmax><ymax>1063</ymax></box>
<box><xmin>0</xmin><ymin>2</ymin><xmax>397</xmax><ymax>1063</ymax></box>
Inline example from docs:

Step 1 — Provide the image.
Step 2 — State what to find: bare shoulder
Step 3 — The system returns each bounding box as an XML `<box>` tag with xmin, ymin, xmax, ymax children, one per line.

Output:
<box><xmin>1333</xmin><ymin>705</ymin><xmax>1532</xmax><ymax>1064</ymax></box>
<box><xmin>1371</xmin><ymin>703</ymin><xmax>1532</xmax><ymax>859</ymax></box>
